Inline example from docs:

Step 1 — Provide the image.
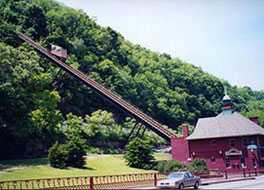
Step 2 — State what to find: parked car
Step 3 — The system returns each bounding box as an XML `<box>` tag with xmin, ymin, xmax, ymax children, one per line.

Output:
<box><xmin>157</xmin><ymin>171</ymin><xmax>200</xmax><ymax>189</ymax></box>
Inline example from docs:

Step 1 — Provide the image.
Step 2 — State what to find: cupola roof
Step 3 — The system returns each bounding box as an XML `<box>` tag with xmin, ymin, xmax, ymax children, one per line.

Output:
<box><xmin>223</xmin><ymin>94</ymin><xmax>231</xmax><ymax>101</ymax></box>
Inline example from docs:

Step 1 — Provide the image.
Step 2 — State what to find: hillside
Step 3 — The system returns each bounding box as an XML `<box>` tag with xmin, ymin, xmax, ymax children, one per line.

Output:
<box><xmin>0</xmin><ymin>0</ymin><xmax>263</xmax><ymax>159</ymax></box>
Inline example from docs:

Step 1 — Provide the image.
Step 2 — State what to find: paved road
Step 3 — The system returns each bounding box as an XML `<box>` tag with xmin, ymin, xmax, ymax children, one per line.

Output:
<box><xmin>200</xmin><ymin>176</ymin><xmax>264</xmax><ymax>189</ymax></box>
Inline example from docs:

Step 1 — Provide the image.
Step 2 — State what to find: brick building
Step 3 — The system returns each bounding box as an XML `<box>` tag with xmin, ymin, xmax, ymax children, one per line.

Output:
<box><xmin>171</xmin><ymin>95</ymin><xmax>264</xmax><ymax>172</ymax></box>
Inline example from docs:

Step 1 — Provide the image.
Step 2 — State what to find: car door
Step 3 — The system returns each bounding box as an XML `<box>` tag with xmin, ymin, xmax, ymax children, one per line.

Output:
<box><xmin>187</xmin><ymin>172</ymin><xmax>195</xmax><ymax>186</ymax></box>
<box><xmin>183</xmin><ymin>173</ymin><xmax>191</xmax><ymax>187</ymax></box>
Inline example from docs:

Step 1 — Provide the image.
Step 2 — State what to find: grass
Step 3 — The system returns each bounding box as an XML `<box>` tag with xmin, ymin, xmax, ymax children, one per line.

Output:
<box><xmin>154</xmin><ymin>152</ymin><xmax>171</xmax><ymax>161</ymax></box>
<box><xmin>0</xmin><ymin>153</ymin><xmax>171</xmax><ymax>181</ymax></box>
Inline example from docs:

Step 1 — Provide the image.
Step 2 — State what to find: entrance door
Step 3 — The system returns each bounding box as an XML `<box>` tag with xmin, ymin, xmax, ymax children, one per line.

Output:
<box><xmin>230</xmin><ymin>156</ymin><xmax>241</xmax><ymax>171</ymax></box>
<box><xmin>225</xmin><ymin>148</ymin><xmax>243</xmax><ymax>172</ymax></box>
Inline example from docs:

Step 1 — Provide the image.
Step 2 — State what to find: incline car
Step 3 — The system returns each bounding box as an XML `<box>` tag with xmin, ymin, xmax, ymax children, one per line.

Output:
<box><xmin>157</xmin><ymin>171</ymin><xmax>200</xmax><ymax>189</ymax></box>
<box><xmin>50</xmin><ymin>44</ymin><xmax>68</xmax><ymax>61</ymax></box>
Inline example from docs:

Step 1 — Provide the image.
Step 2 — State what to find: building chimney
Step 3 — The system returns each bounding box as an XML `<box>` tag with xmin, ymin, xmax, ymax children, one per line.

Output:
<box><xmin>181</xmin><ymin>123</ymin><xmax>189</xmax><ymax>138</ymax></box>
<box><xmin>249</xmin><ymin>116</ymin><xmax>260</xmax><ymax>126</ymax></box>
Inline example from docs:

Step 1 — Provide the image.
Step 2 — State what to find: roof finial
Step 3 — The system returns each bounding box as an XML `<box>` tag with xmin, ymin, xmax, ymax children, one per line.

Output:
<box><xmin>224</xmin><ymin>86</ymin><xmax>227</xmax><ymax>96</ymax></box>
<box><xmin>222</xmin><ymin>86</ymin><xmax>231</xmax><ymax>101</ymax></box>
<box><xmin>222</xmin><ymin>86</ymin><xmax>233</xmax><ymax>114</ymax></box>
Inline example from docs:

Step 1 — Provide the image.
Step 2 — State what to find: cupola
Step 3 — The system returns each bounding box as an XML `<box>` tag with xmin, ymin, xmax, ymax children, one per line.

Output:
<box><xmin>222</xmin><ymin>94</ymin><xmax>233</xmax><ymax>115</ymax></box>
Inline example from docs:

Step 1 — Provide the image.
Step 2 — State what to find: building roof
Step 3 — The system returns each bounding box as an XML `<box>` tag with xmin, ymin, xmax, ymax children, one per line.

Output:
<box><xmin>187</xmin><ymin>112</ymin><xmax>264</xmax><ymax>140</ymax></box>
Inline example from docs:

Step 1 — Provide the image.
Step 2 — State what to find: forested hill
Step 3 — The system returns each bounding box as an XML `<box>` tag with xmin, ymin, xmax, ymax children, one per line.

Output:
<box><xmin>0</xmin><ymin>0</ymin><xmax>263</xmax><ymax>159</ymax></box>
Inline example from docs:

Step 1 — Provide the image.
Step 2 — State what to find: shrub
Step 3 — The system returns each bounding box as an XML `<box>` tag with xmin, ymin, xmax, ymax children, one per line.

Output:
<box><xmin>48</xmin><ymin>140</ymin><xmax>86</xmax><ymax>168</ymax></box>
<box><xmin>157</xmin><ymin>160</ymin><xmax>185</xmax><ymax>174</ymax></box>
<box><xmin>187</xmin><ymin>159</ymin><xmax>208</xmax><ymax>173</ymax></box>
<box><xmin>66</xmin><ymin>140</ymin><xmax>86</xmax><ymax>168</ymax></box>
<box><xmin>124</xmin><ymin>137</ymin><xmax>155</xmax><ymax>169</ymax></box>
<box><xmin>48</xmin><ymin>142</ymin><xmax>68</xmax><ymax>169</ymax></box>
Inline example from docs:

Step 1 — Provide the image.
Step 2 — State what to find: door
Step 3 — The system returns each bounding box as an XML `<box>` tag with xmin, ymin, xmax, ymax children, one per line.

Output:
<box><xmin>183</xmin><ymin>172</ymin><xmax>193</xmax><ymax>187</ymax></box>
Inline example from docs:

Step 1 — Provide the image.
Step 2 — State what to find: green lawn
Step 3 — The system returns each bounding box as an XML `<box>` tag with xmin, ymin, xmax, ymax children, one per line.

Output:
<box><xmin>0</xmin><ymin>153</ymin><xmax>171</xmax><ymax>181</ymax></box>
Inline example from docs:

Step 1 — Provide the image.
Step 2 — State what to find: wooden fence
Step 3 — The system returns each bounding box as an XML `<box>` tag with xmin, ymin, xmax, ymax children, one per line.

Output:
<box><xmin>0</xmin><ymin>173</ymin><xmax>166</xmax><ymax>190</ymax></box>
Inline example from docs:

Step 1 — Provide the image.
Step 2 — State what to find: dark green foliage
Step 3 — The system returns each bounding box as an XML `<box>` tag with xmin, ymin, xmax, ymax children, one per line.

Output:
<box><xmin>66</xmin><ymin>139</ymin><xmax>86</xmax><ymax>168</ymax></box>
<box><xmin>23</xmin><ymin>4</ymin><xmax>48</xmax><ymax>39</ymax></box>
<box><xmin>48</xmin><ymin>142</ymin><xmax>68</xmax><ymax>168</ymax></box>
<box><xmin>157</xmin><ymin>159</ymin><xmax>208</xmax><ymax>174</ymax></box>
<box><xmin>48</xmin><ymin>140</ymin><xmax>86</xmax><ymax>169</ymax></box>
<box><xmin>0</xmin><ymin>21</ymin><xmax>20</xmax><ymax>46</ymax></box>
<box><xmin>124</xmin><ymin>138</ymin><xmax>155</xmax><ymax>169</ymax></box>
<box><xmin>0</xmin><ymin>0</ymin><xmax>48</xmax><ymax>40</ymax></box>
<box><xmin>241</xmin><ymin>99</ymin><xmax>264</xmax><ymax>126</ymax></box>
<box><xmin>156</xmin><ymin>160</ymin><xmax>185</xmax><ymax>174</ymax></box>
<box><xmin>187</xmin><ymin>159</ymin><xmax>208</xmax><ymax>173</ymax></box>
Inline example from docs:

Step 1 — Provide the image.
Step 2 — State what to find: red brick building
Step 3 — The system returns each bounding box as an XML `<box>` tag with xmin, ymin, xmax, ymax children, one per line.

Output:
<box><xmin>171</xmin><ymin>95</ymin><xmax>264</xmax><ymax>172</ymax></box>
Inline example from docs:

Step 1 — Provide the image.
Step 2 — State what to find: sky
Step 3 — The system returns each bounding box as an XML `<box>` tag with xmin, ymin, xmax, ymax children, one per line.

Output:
<box><xmin>57</xmin><ymin>0</ymin><xmax>264</xmax><ymax>90</ymax></box>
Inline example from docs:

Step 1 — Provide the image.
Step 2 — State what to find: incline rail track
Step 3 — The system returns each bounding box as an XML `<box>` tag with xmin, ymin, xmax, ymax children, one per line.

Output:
<box><xmin>17</xmin><ymin>32</ymin><xmax>175</xmax><ymax>141</ymax></box>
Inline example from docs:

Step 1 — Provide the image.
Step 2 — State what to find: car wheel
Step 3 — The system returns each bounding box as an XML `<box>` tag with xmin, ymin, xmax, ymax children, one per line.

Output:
<box><xmin>194</xmin><ymin>181</ymin><xmax>199</xmax><ymax>189</ymax></box>
<box><xmin>178</xmin><ymin>183</ymin><xmax>184</xmax><ymax>189</ymax></box>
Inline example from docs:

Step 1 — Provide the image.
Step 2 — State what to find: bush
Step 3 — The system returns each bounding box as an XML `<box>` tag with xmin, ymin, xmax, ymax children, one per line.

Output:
<box><xmin>48</xmin><ymin>140</ymin><xmax>86</xmax><ymax>168</ymax></box>
<box><xmin>66</xmin><ymin>140</ymin><xmax>86</xmax><ymax>168</ymax></box>
<box><xmin>187</xmin><ymin>159</ymin><xmax>208</xmax><ymax>173</ymax></box>
<box><xmin>48</xmin><ymin>142</ymin><xmax>68</xmax><ymax>168</ymax></box>
<box><xmin>124</xmin><ymin>138</ymin><xmax>155</xmax><ymax>169</ymax></box>
<box><xmin>157</xmin><ymin>160</ymin><xmax>185</xmax><ymax>174</ymax></box>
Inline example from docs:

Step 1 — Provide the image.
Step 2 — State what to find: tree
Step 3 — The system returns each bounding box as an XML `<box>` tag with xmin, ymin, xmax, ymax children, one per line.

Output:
<box><xmin>30</xmin><ymin>90</ymin><xmax>63</xmax><ymax>149</ymax></box>
<box><xmin>63</xmin><ymin>113</ymin><xmax>85</xmax><ymax>141</ymax></box>
<box><xmin>243</xmin><ymin>100</ymin><xmax>264</xmax><ymax>127</ymax></box>
<box><xmin>124</xmin><ymin>137</ymin><xmax>155</xmax><ymax>169</ymax></box>
<box><xmin>23</xmin><ymin>4</ymin><xmax>49</xmax><ymax>39</ymax></box>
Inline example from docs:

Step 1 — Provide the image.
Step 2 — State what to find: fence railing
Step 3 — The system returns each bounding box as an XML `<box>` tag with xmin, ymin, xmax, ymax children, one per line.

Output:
<box><xmin>221</xmin><ymin>168</ymin><xmax>264</xmax><ymax>179</ymax></box>
<box><xmin>0</xmin><ymin>172</ymin><xmax>166</xmax><ymax>190</ymax></box>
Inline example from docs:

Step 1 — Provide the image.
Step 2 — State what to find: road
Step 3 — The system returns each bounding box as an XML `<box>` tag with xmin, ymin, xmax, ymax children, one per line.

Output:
<box><xmin>129</xmin><ymin>176</ymin><xmax>264</xmax><ymax>190</ymax></box>
<box><xmin>200</xmin><ymin>176</ymin><xmax>264</xmax><ymax>189</ymax></box>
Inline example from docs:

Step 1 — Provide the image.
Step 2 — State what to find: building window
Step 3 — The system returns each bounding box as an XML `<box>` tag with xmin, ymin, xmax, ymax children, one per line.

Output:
<box><xmin>249</xmin><ymin>139</ymin><xmax>256</xmax><ymax>145</ymax></box>
<box><xmin>211</xmin><ymin>140</ymin><xmax>217</xmax><ymax>146</ymax></box>
<box><xmin>243</xmin><ymin>138</ymin><xmax>249</xmax><ymax>147</ymax></box>
<box><xmin>230</xmin><ymin>139</ymin><xmax>235</xmax><ymax>147</ymax></box>
<box><xmin>225</xmin><ymin>157</ymin><xmax>230</xmax><ymax>168</ymax></box>
<box><xmin>253</xmin><ymin>158</ymin><xmax>257</xmax><ymax>168</ymax></box>
<box><xmin>211</xmin><ymin>156</ymin><xmax>216</xmax><ymax>162</ymax></box>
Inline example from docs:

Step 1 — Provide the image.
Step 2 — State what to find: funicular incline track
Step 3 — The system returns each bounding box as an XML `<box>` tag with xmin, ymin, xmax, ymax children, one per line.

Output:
<box><xmin>17</xmin><ymin>32</ymin><xmax>176</xmax><ymax>141</ymax></box>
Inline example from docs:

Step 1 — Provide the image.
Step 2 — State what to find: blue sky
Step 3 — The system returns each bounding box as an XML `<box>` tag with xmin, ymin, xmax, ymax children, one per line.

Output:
<box><xmin>57</xmin><ymin>0</ymin><xmax>264</xmax><ymax>90</ymax></box>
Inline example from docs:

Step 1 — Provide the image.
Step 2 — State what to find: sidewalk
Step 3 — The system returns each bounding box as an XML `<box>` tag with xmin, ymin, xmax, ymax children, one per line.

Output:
<box><xmin>201</xmin><ymin>176</ymin><xmax>255</xmax><ymax>185</ymax></box>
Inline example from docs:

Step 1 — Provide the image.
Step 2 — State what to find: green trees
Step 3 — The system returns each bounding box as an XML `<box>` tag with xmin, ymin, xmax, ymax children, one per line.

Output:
<box><xmin>243</xmin><ymin>100</ymin><xmax>264</xmax><ymax>126</ymax></box>
<box><xmin>61</xmin><ymin>110</ymin><xmax>141</xmax><ymax>154</ymax></box>
<box><xmin>0</xmin><ymin>0</ymin><xmax>263</xmax><ymax>160</ymax></box>
<box><xmin>30</xmin><ymin>90</ymin><xmax>63</xmax><ymax>149</ymax></box>
<box><xmin>0</xmin><ymin>0</ymin><xmax>48</xmax><ymax>40</ymax></box>
<box><xmin>0</xmin><ymin>42</ymin><xmax>63</xmax><ymax>158</ymax></box>
<box><xmin>124</xmin><ymin>138</ymin><xmax>155</xmax><ymax>169</ymax></box>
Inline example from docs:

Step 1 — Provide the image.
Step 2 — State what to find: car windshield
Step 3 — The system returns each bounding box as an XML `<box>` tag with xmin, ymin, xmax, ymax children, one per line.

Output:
<box><xmin>167</xmin><ymin>172</ymin><xmax>184</xmax><ymax>179</ymax></box>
